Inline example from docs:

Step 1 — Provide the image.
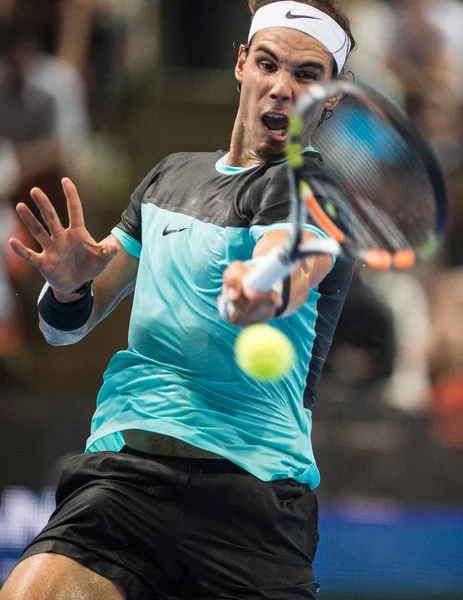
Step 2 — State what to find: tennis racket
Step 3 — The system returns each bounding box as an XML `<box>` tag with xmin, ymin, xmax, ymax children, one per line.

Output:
<box><xmin>219</xmin><ymin>80</ymin><xmax>447</xmax><ymax>319</ymax></box>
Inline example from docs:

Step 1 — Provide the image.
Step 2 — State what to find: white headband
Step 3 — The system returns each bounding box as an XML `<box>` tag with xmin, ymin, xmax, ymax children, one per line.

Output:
<box><xmin>248</xmin><ymin>1</ymin><xmax>351</xmax><ymax>75</ymax></box>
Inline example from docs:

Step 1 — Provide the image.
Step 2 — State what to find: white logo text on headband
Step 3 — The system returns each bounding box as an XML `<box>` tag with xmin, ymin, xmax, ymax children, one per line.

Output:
<box><xmin>248</xmin><ymin>1</ymin><xmax>351</xmax><ymax>75</ymax></box>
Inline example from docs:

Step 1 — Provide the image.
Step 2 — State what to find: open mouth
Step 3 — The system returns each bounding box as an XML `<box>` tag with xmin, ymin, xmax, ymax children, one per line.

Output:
<box><xmin>261</xmin><ymin>112</ymin><xmax>289</xmax><ymax>140</ymax></box>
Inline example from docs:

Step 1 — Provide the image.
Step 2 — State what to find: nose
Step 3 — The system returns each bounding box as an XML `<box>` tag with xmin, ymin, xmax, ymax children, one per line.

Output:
<box><xmin>269</xmin><ymin>70</ymin><xmax>293</xmax><ymax>103</ymax></box>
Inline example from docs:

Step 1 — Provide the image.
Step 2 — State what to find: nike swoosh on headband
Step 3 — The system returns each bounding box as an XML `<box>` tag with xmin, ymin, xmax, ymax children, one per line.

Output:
<box><xmin>248</xmin><ymin>2</ymin><xmax>350</xmax><ymax>74</ymax></box>
<box><xmin>286</xmin><ymin>10</ymin><xmax>322</xmax><ymax>20</ymax></box>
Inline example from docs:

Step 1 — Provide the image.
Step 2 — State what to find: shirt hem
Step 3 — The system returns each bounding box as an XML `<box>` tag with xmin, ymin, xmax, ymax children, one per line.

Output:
<box><xmin>85</xmin><ymin>420</ymin><xmax>320</xmax><ymax>488</ymax></box>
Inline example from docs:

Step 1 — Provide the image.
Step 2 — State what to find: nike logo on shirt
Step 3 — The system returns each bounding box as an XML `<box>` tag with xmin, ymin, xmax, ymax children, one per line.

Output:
<box><xmin>162</xmin><ymin>225</ymin><xmax>189</xmax><ymax>236</ymax></box>
<box><xmin>286</xmin><ymin>10</ymin><xmax>322</xmax><ymax>20</ymax></box>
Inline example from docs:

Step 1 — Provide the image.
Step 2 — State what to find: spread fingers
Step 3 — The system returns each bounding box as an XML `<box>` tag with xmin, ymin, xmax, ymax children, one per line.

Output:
<box><xmin>15</xmin><ymin>202</ymin><xmax>52</xmax><ymax>249</ymax></box>
<box><xmin>30</xmin><ymin>187</ymin><xmax>65</xmax><ymax>237</ymax></box>
<box><xmin>8</xmin><ymin>237</ymin><xmax>42</xmax><ymax>267</ymax></box>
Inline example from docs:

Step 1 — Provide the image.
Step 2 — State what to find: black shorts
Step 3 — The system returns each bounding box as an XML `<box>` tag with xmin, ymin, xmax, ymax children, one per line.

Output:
<box><xmin>19</xmin><ymin>447</ymin><xmax>320</xmax><ymax>600</ymax></box>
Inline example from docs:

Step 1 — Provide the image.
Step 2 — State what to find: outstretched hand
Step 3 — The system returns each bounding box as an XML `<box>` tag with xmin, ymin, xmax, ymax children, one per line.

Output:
<box><xmin>8</xmin><ymin>178</ymin><xmax>120</xmax><ymax>294</ymax></box>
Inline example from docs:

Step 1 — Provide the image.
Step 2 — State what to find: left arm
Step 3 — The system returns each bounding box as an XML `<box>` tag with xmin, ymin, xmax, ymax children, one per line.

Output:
<box><xmin>222</xmin><ymin>229</ymin><xmax>332</xmax><ymax>327</ymax></box>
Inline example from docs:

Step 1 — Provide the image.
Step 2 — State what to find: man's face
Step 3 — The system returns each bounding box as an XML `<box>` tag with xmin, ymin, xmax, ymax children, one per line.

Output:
<box><xmin>235</xmin><ymin>27</ymin><xmax>336</xmax><ymax>163</ymax></box>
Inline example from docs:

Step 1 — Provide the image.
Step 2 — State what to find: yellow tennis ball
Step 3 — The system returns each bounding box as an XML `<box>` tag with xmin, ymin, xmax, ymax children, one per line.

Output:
<box><xmin>235</xmin><ymin>324</ymin><xmax>295</xmax><ymax>382</ymax></box>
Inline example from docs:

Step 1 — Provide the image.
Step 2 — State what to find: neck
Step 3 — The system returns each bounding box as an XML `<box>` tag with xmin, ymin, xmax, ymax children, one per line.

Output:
<box><xmin>227</xmin><ymin>110</ymin><xmax>264</xmax><ymax>168</ymax></box>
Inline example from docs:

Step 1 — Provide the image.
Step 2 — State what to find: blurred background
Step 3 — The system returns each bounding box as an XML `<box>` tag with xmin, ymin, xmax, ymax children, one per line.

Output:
<box><xmin>0</xmin><ymin>0</ymin><xmax>462</xmax><ymax>598</ymax></box>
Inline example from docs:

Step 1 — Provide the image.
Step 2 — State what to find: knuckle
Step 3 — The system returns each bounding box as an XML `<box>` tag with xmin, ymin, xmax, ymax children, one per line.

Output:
<box><xmin>228</xmin><ymin>260</ymin><xmax>245</xmax><ymax>274</ymax></box>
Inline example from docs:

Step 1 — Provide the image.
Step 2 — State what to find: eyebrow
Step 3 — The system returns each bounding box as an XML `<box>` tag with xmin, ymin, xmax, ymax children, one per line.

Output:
<box><xmin>253</xmin><ymin>44</ymin><xmax>326</xmax><ymax>74</ymax></box>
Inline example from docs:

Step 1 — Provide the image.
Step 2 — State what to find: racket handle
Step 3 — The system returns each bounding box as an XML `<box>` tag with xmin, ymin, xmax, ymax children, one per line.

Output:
<box><xmin>218</xmin><ymin>247</ymin><xmax>295</xmax><ymax>320</ymax></box>
<box><xmin>242</xmin><ymin>247</ymin><xmax>295</xmax><ymax>292</ymax></box>
<box><xmin>218</xmin><ymin>237</ymin><xmax>341</xmax><ymax>320</ymax></box>
<box><xmin>243</xmin><ymin>238</ymin><xmax>340</xmax><ymax>292</ymax></box>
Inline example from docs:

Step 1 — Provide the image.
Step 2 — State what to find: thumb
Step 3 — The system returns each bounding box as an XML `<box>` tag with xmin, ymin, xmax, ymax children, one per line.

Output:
<box><xmin>223</xmin><ymin>261</ymin><xmax>246</xmax><ymax>301</ymax></box>
<box><xmin>99</xmin><ymin>235</ymin><xmax>121</xmax><ymax>262</ymax></box>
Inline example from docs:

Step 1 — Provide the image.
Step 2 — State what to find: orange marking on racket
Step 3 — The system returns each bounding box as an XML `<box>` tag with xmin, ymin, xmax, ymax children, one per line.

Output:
<box><xmin>393</xmin><ymin>249</ymin><xmax>416</xmax><ymax>270</ymax></box>
<box><xmin>365</xmin><ymin>250</ymin><xmax>392</xmax><ymax>270</ymax></box>
<box><xmin>301</xmin><ymin>186</ymin><xmax>346</xmax><ymax>243</ymax></box>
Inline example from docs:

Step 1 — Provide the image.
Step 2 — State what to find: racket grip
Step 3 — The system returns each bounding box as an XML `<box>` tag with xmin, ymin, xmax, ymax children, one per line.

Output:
<box><xmin>241</xmin><ymin>237</ymin><xmax>341</xmax><ymax>292</ymax></box>
<box><xmin>218</xmin><ymin>247</ymin><xmax>294</xmax><ymax>320</ymax></box>
<box><xmin>242</xmin><ymin>247</ymin><xmax>295</xmax><ymax>292</ymax></box>
<box><xmin>218</xmin><ymin>238</ymin><xmax>341</xmax><ymax>320</ymax></box>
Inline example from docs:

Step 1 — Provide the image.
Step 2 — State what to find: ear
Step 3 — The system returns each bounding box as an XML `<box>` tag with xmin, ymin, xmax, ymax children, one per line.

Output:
<box><xmin>325</xmin><ymin>93</ymin><xmax>343</xmax><ymax>111</ymax></box>
<box><xmin>235</xmin><ymin>44</ymin><xmax>249</xmax><ymax>86</ymax></box>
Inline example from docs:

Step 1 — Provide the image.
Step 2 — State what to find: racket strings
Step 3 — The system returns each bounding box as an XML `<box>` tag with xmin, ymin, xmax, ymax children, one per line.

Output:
<box><xmin>350</xmin><ymin>192</ymin><xmax>410</xmax><ymax>250</ymax></box>
<box><xmin>314</xmin><ymin>178</ymin><xmax>409</xmax><ymax>252</ymax></box>
<box><xmin>312</xmin><ymin>95</ymin><xmax>437</xmax><ymax>254</ymax></box>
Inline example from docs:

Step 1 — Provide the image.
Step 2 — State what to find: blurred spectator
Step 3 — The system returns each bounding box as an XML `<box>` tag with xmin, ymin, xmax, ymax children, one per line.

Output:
<box><xmin>8</xmin><ymin>0</ymin><xmax>94</xmax><ymax>72</ymax></box>
<box><xmin>0</xmin><ymin>12</ymin><xmax>93</xmax><ymax>380</ymax></box>
<box><xmin>386</xmin><ymin>0</ymin><xmax>463</xmax><ymax>174</ymax></box>
<box><xmin>123</xmin><ymin>0</ymin><xmax>161</xmax><ymax>83</ymax></box>
<box><xmin>445</xmin><ymin>162</ymin><xmax>463</xmax><ymax>267</ymax></box>
<box><xmin>346</xmin><ymin>0</ymin><xmax>404</xmax><ymax>102</ymax></box>
<box><xmin>0</xmin><ymin>21</ymin><xmax>72</xmax><ymax>222</ymax></box>
<box><xmin>0</xmin><ymin>0</ymin><xmax>95</xmax><ymax>203</ymax></box>
<box><xmin>2</xmin><ymin>0</ymin><xmax>130</xmax><ymax>122</ymax></box>
<box><xmin>348</xmin><ymin>0</ymin><xmax>463</xmax><ymax>435</ymax></box>
<box><xmin>428</xmin><ymin>269</ymin><xmax>463</xmax><ymax>447</ymax></box>
<box><xmin>324</xmin><ymin>270</ymin><xmax>396</xmax><ymax>393</ymax></box>
<box><xmin>322</xmin><ymin>268</ymin><xmax>432</xmax><ymax>415</ymax></box>
<box><xmin>368</xmin><ymin>271</ymin><xmax>432</xmax><ymax>414</ymax></box>
<box><xmin>89</xmin><ymin>0</ymin><xmax>128</xmax><ymax>118</ymax></box>
<box><xmin>0</xmin><ymin>22</ymin><xmax>63</xmax><ymax>379</ymax></box>
<box><xmin>0</xmin><ymin>177</ymin><xmax>27</xmax><ymax>382</ymax></box>
<box><xmin>381</xmin><ymin>0</ymin><xmax>463</xmax><ymax>450</ymax></box>
<box><xmin>387</xmin><ymin>0</ymin><xmax>453</xmax><ymax>98</ymax></box>
<box><xmin>348</xmin><ymin>0</ymin><xmax>463</xmax><ymax>174</ymax></box>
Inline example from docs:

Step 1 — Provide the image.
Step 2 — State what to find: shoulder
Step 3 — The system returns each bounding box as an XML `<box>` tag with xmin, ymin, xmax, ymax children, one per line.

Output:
<box><xmin>250</xmin><ymin>150</ymin><xmax>326</xmax><ymax>198</ymax></box>
<box><xmin>130</xmin><ymin>150</ymin><xmax>227</xmax><ymax>207</ymax></box>
<box><xmin>260</xmin><ymin>150</ymin><xmax>325</xmax><ymax>185</ymax></box>
<box><xmin>139</xmin><ymin>151</ymin><xmax>225</xmax><ymax>187</ymax></box>
<box><xmin>142</xmin><ymin>148</ymin><xmax>224</xmax><ymax>179</ymax></box>
<box><xmin>159</xmin><ymin>150</ymin><xmax>226</xmax><ymax>169</ymax></box>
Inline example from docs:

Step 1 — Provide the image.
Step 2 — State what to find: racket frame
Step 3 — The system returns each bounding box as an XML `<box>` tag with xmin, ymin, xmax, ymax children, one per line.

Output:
<box><xmin>287</xmin><ymin>81</ymin><xmax>447</xmax><ymax>269</ymax></box>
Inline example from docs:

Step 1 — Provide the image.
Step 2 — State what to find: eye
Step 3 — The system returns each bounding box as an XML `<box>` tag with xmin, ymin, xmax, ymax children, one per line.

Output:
<box><xmin>297</xmin><ymin>71</ymin><xmax>317</xmax><ymax>82</ymax></box>
<box><xmin>260</xmin><ymin>61</ymin><xmax>276</xmax><ymax>73</ymax></box>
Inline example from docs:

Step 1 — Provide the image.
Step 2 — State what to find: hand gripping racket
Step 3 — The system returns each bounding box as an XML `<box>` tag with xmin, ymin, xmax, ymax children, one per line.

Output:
<box><xmin>219</xmin><ymin>81</ymin><xmax>447</xmax><ymax>319</ymax></box>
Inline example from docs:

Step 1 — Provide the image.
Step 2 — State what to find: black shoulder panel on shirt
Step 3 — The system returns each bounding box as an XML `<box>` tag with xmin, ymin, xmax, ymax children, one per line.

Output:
<box><xmin>116</xmin><ymin>150</ymin><xmax>337</xmax><ymax>230</ymax></box>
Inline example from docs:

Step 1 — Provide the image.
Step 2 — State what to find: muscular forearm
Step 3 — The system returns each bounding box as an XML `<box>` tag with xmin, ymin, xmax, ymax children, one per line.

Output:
<box><xmin>253</xmin><ymin>230</ymin><xmax>332</xmax><ymax>317</ymax></box>
<box><xmin>280</xmin><ymin>257</ymin><xmax>318</xmax><ymax>317</ymax></box>
<box><xmin>222</xmin><ymin>229</ymin><xmax>333</xmax><ymax>327</ymax></box>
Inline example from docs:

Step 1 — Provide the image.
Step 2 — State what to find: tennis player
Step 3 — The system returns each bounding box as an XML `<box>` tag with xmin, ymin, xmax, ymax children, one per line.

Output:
<box><xmin>2</xmin><ymin>2</ymin><xmax>356</xmax><ymax>599</ymax></box>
